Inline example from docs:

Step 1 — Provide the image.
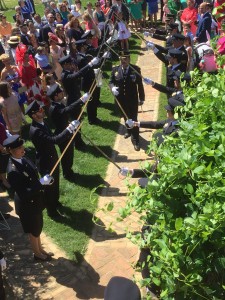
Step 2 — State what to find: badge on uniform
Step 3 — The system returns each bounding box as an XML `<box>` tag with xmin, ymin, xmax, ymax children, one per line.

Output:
<box><xmin>130</xmin><ymin>73</ymin><xmax>136</xmax><ymax>82</ymax></box>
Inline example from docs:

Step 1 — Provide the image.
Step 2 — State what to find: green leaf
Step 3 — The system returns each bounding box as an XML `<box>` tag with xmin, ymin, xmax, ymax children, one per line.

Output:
<box><xmin>175</xmin><ymin>218</ymin><xmax>183</xmax><ymax>231</ymax></box>
<box><xmin>106</xmin><ymin>202</ymin><xmax>114</xmax><ymax>211</ymax></box>
<box><xmin>212</xmin><ymin>88</ymin><xmax>219</xmax><ymax>97</ymax></box>
<box><xmin>186</xmin><ymin>183</ymin><xmax>194</xmax><ymax>194</ymax></box>
<box><xmin>193</xmin><ymin>165</ymin><xmax>205</xmax><ymax>174</ymax></box>
<box><xmin>152</xmin><ymin>277</ymin><xmax>161</xmax><ymax>286</ymax></box>
<box><xmin>151</xmin><ymin>265</ymin><xmax>161</xmax><ymax>274</ymax></box>
<box><xmin>160</xmin><ymin>289</ymin><xmax>168</xmax><ymax>298</ymax></box>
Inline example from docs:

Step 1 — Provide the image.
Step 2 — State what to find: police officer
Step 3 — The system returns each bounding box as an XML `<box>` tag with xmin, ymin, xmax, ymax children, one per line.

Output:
<box><xmin>152</xmin><ymin>48</ymin><xmax>185</xmax><ymax>89</ymax></box>
<box><xmin>76</xmin><ymin>40</ymin><xmax>105</xmax><ymax>125</ymax></box>
<box><xmin>47</xmin><ymin>84</ymin><xmax>89</xmax><ymax>180</ymax></box>
<box><xmin>25</xmin><ymin>101</ymin><xmax>79</xmax><ymax>219</ymax></box>
<box><xmin>110</xmin><ymin>51</ymin><xmax>145</xmax><ymax>151</ymax></box>
<box><xmin>144</xmin><ymin>23</ymin><xmax>179</xmax><ymax>47</ymax></box>
<box><xmin>143</xmin><ymin>71</ymin><xmax>190</xmax><ymax>104</ymax></box>
<box><xmin>125</xmin><ymin>104</ymin><xmax>180</xmax><ymax>147</ymax></box>
<box><xmin>3</xmin><ymin>135</ymin><xmax>53</xmax><ymax>261</ymax></box>
<box><xmin>60</xmin><ymin>54</ymin><xmax>99</xmax><ymax>145</ymax></box>
<box><xmin>147</xmin><ymin>33</ymin><xmax>188</xmax><ymax>73</ymax></box>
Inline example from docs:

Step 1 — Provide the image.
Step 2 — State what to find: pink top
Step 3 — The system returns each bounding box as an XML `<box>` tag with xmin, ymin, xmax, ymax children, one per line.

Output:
<box><xmin>180</xmin><ymin>7</ymin><xmax>198</xmax><ymax>35</ymax></box>
<box><xmin>86</xmin><ymin>21</ymin><xmax>98</xmax><ymax>48</ymax></box>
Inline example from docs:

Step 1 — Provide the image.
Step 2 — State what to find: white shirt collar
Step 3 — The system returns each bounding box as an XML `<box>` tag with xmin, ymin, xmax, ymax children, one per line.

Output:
<box><xmin>12</xmin><ymin>157</ymin><xmax>23</xmax><ymax>164</ymax></box>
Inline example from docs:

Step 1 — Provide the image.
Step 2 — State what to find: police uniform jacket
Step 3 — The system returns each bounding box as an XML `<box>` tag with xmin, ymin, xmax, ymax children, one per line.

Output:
<box><xmin>29</xmin><ymin>120</ymin><xmax>71</xmax><ymax>174</ymax></box>
<box><xmin>61</xmin><ymin>64</ymin><xmax>90</xmax><ymax>104</ymax></box>
<box><xmin>78</xmin><ymin>56</ymin><xmax>103</xmax><ymax>92</ymax></box>
<box><xmin>110</xmin><ymin>64</ymin><xmax>145</xmax><ymax>106</ymax></box>
<box><xmin>155</xmin><ymin>44</ymin><xmax>187</xmax><ymax>72</ymax></box>
<box><xmin>48</xmin><ymin>99</ymin><xmax>84</xmax><ymax>134</ymax></box>
<box><xmin>153</xmin><ymin>82</ymin><xmax>177</xmax><ymax>96</ymax></box>
<box><xmin>7</xmin><ymin>157</ymin><xmax>44</xmax><ymax>216</ymax></box>
<box><xmin>140</xmin><ymin>119</ymin><xmax>179</xmax><ymax>135</ymax></box>
<box><xmin>167</xmin><ymin>64</ymin><xmax>185</xmax><ymax>88</ymax></box>
<box><xmin>152</xmin><ymin>33</ymin><xmax>173</xmax><ymax>48</ymax></box>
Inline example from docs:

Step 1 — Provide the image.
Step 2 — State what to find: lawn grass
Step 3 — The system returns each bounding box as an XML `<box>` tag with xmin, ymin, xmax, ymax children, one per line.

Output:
<box><xmin>42</xmin><ymin>37</ymin><xmax>141</xmax><ymax>259</ymax></box>
<box><xmin>2</xmin><ymin>0</ymin><xmax>142</xmax><ymax>258</ymax></box>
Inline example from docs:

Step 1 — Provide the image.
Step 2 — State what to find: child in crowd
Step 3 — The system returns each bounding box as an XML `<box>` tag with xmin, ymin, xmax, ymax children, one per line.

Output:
<box><xmin>27</xmin><ymin>68</ymin><xmax>49</xmax><ymax>106</ymax></box>
<box><xmin>183</xmin><ymin>23</ymin><xmax>194</xmax><ymax>43</ymax></box>
<box><xmin>163</xmin><ymin>0</ymin><xmax>170</xmax><ymax>23</ymax></box>
<box><xmin>35</xmin><ymin>46</ymin><xmax>52</xmax><ymax>73</ymax></box>
<box><xmin>45</xmin><ymin>73</ymin><xmax>66</xmax><ymax>104</ymax></box>
<box><xmin>117</xmin><ymin>12</ymin><xmax>131</xmax><ymax>51</ymax></box>
<box><xmin>184</xmin><ymin>35</ymin><xmax>194</xmax><ymax>72</ymax></box>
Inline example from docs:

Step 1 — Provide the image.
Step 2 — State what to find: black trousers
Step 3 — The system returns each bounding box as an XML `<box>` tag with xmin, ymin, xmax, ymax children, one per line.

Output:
<box><xmin>39</xmin><ymin>162</ymin><xmax>60</xmax><ymax>214</ymax></box>
<box><xmin>58</xmin><ymin>140</ymin><xmax>74</xmax><ymax>177</ymax></box>
<box><xmin>87</xmin><ymin>87</ymin><xmax>101</xmax><ymax>123</ymax></box>
<box><xmin>0</xmin><ymin>269</ymin><xmax>5</xmax><ymax>300</ymax></box>
<box><xmin>118</xmin><ymin>98</ymin><xmax>139</xmax><ymax>144</ymax></box>
<box><xmin>67</xmin><ymin>95</ymin><xmax>85</xmax><ymax>147</ymax></box>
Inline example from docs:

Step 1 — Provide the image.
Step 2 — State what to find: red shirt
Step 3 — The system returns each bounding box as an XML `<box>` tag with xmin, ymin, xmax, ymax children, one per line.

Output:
<box><xmin>181</xmin><ymin>7</ymin><xmax>198</xmax><ymax>35</ymax></box>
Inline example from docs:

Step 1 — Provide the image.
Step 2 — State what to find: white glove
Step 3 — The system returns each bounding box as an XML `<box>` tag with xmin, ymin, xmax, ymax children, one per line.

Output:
<box><xmin>88</xmin><ymin>57</ymin><xmax>100</xmax><ymax>67</ymax></box>
<box><xmin>119</xmin><ymin>167</ymin><xmax>131</xmax><ymax>177</ymax></box>
<box><xmin>0</xmin><ymin>257</ymin><xmax>6</xmax><ymax>271</ymax></box>
<box><xmin>66</xmin><ymin>120</ymin><xmax>80</xmax><ymax>133</ymax></box>
<box><xmin>71</xmin><ymin>120</ymin><xmax>80</xmax><ymax>129</ymax></box>
<box><xmin>40</xmin><ymin>174</ymin><xmax>53</xmax><ymax>185</ymax></box>
<box><xmin>102</xmin><ymin>51</ymin><xmax>111</xmax><ymax>59</ymax></box>
<box><xmin>143</xmin><ymin>77</ymin><xmax>153</xmax><ymax>85</ymax></box>
<box><xmin>125</xmin><ymin>119</ymin><xmax>135</xmax><ymax>129</ymax></box>
<box><xmin>80</xmin><ymin>93</ymin><xmax>90</xmax><ymax>103</ymax></box>
<box><xmin>146</xmin><ymin>42</ymin><xmax>155</xmax><ymax>50</ymax></box>
<box><xmin>112</xmin><ymin>86</ymin><xmax>119</xmax><ymax>96</ymax></box>
<box><xmin>143</xmin><ymin>31</ymin><xmax>149</xmax><ymax>37</ymax></box>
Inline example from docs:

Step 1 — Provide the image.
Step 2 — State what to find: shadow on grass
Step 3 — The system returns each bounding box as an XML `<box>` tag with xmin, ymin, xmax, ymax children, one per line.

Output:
<box><xmin>55</xmin><ymin>207</ymin><xmax>126</xmax><ymax>242</ymax></box>
<box><xmin>67</xmin><ymin>173</ymin><xmax>108</xmax><ymax>191</ymax></box>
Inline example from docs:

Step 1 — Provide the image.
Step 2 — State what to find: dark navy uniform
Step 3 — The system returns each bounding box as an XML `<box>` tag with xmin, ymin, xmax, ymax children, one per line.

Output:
<box><xmin>61</xmin><ymin>56</ymin><xmax>89</xmax><ymax>146</ymax></box>
<box><xmin>152</xmin><ymin>81</ymin><xmax>185</xmax><ymax>106</ymax></box>
<box><xmin>110</xmin><ymin>64</ymin><xmax>145</xmax><ymax>145</ymax></box>
<box><xmin>154</xmin><ymin>34</ymin><xmax>188</xmax><ymax>74</ymax></box>
<box><xmin>140</xmin><ymin>118</ymin><xmax>179</xmax><ymax>146</ymax></box>
<box><xmin>48</xmin><ymin>94</ymin><xmax>84</xmax><ymax>178</ymax></box>
<box><xmin>78</xmin><ymin>55</ymin><xmax>102</xmax><ymax>124</ymax></box>
<box><xmin>29</xmin><ymin>120</ymin><xmax>72</xmax><ymax>216</ymax></box>
<box><xmin>151</xmin><ymin>23</ymin><xmax>179</xmax><ymax>47</ymax></box>
<box><xmin>7</xmin><ymin>156</ymin><xmax>45</xmax><ymax>236</ymax></box>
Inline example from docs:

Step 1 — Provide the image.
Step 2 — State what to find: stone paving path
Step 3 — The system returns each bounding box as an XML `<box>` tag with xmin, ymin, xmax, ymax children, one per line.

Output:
<box><xmin>0</xmin><ymin>37</ymin><xmax>163</xmax><ymax>300</ymax></box>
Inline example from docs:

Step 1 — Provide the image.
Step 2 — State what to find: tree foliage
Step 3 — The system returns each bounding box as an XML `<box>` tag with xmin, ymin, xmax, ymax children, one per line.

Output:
<box><xmin>120</xmin><ymin>68</ymin><xmax>225</xmax><ymax>299</ymax></box>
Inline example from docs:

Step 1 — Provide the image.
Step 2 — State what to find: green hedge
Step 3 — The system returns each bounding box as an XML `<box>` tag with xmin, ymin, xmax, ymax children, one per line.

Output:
<box><xmin>120</xmin><ymin>67</ymin><xmax>225</xmax><ymax>299</ymax></box>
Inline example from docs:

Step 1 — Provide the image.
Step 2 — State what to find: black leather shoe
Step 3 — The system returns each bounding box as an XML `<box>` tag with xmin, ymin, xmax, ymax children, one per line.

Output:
<box><xmin>34</xmin><ymin>254</ymin><xmax>52</xmax><ymax>262</ymax></box>
<box><xmin>124</xmin><ymin>133</ymin><xmax>131</xmax><ymax>139</ymax></box>
<box><xmin>134</xmin><ymin>144</ymin><xmax>140</xmax><ymax>151</ymax></box>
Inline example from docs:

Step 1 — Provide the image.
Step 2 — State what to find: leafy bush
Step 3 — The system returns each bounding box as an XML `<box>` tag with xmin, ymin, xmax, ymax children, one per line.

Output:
<box><xmin>120</xmin><ymin>68</ymin><xmax>225</xmax><ymax>299</ymax></box>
